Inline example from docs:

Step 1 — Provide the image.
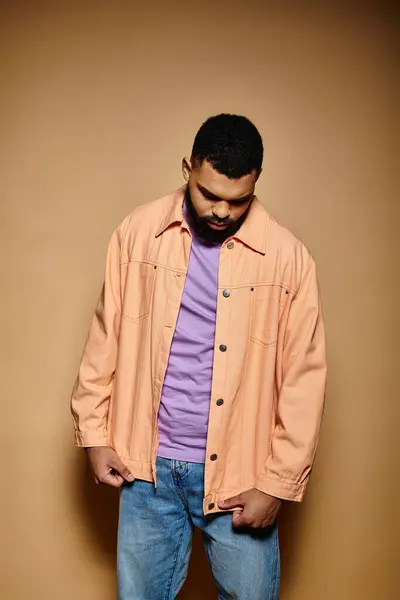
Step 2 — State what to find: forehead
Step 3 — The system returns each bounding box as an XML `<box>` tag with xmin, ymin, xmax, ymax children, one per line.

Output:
<box><xmin>194</xmin><ymin>160</ymin><xmax>256</xmax><ymax>200</ymax></box>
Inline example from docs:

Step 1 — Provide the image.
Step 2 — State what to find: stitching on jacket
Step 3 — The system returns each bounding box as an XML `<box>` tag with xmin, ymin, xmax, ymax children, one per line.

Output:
<box><xmin>249</xmin><ymin>336</ymin><xmax>278</xmax><ymax>350</ymax></box>
<box><xmin>130</xmin><ymin>313</ymin><xmax>151</xmax><ymax>441</ymax></box>
<box><xmin>259</xmin><ymin>474</ymin><xmax>307</xmax><ymax>488</ymax></box>
<box><xmin>121</xmin><ymin>312</ymin><xmax>150</xmax><ymax>324</ymax></box>
<box><xmin>239</xmin><ymin>295</ymin><xmax>253</xmax><ymax>493</ymax></box>
<box><xmin>120</xmin><ymin>258</ymin><xmax>185</xmax><ymax>276</ymax></box>
<box><xmin>219</xmin><ymin>282</ymin><xmax>294</xmax><ymax>294</ymax></box>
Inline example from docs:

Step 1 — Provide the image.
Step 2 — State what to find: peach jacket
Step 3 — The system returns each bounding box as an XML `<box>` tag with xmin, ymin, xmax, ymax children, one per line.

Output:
<box><xmin>71</xmin><ymin>187</ymin><xmax>327</xmax><ymax>514</ymax></box>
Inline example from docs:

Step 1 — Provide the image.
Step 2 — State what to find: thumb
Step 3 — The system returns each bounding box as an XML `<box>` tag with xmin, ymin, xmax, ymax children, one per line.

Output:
<box><xmin>218</xmin><ymin>494</ymin><xmax>244</xmax><ymax>510</ymax></box>
<box><xmin>109</xmin><ymin>454</ymin><xmax>134</xmax><ymax>482</ymax></box>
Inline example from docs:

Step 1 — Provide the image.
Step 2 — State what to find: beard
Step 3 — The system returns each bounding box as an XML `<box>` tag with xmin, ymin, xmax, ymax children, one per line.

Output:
<box><xmin>184</xmin><ymin>187</ymin><xmax>251</xmax><ymax>244</ymax></box>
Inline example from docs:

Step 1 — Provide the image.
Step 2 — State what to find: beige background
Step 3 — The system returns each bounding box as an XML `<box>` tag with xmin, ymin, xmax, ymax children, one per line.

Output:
<box><xmin>1</xmin><ymin>2</ymin><xmax>398</xmax><ymax>599</ymax></box>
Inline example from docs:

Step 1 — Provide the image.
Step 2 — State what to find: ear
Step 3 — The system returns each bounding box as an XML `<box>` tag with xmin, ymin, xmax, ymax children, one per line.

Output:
<box><xmin>255</xmin><ymin>167</ymin><xmax>263</xmax><ymax>182</ymax></box>
<box><xmin>182</xmin><ymin>157</ymin><xmax>192</xmax><ymax>182</ymax></box>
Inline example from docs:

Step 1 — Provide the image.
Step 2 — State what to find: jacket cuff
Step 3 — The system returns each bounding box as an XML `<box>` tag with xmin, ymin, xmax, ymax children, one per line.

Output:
<box><xmin>255</xmin><ymin>473</ymin><xmax>307</xmax><ymax>502</ymax></box>
<box><xmin>74</xmin><ymin>429</ymin><xmax>109</xmax><ymax>447</ymax></box>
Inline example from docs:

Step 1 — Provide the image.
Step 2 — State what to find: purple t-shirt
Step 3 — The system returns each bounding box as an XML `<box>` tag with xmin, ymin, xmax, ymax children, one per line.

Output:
<box><xmin>157</xmin><ymin>207</ymin><xmax>221</xmax><ymax>463</ymax></box>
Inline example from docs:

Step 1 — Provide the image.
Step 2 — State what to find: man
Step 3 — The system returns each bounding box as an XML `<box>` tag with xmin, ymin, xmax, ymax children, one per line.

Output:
<box><xmin>71</xmin><ymin>114</ymin><xmax>327</xmax><ymax>599</ymax></box>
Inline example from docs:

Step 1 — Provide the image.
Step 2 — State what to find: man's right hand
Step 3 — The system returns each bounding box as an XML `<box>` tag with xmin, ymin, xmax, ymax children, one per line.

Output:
<box><xmin>85</xmin><ymin>446</ymin><xmax>134</xmax><ymax>488</ymax></box>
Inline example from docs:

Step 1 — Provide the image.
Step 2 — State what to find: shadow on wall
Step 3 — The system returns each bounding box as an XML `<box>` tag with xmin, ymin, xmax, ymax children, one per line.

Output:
<box><xmin>75</xmin><ymin>452</ymin><xmax>305</xmax><ymax>599</ymax></box>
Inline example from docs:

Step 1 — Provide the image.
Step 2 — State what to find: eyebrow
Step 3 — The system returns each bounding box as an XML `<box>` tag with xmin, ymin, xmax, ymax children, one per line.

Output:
<box><xmin>196</xmin><ymin>182</ymin><xmax>253</xmax><ymax>203</ymax></box>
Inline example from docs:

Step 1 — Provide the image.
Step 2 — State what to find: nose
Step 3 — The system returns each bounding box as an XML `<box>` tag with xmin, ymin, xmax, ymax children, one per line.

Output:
<box><xmin>212</xmin><ymin>202</ymin><xmax>230</xmax><ymax>221</ymax></box>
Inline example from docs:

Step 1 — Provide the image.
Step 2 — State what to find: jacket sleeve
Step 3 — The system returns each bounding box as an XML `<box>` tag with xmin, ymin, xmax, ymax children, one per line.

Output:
<box><xmin>256</xmin><ymin>254</ymin><xmax>327</xmax><ymax>501</ymax></box>
<box><xmin>71</xmin><ymin>220</ymin><xmax>127</xmax><ymax>447</ymax></box>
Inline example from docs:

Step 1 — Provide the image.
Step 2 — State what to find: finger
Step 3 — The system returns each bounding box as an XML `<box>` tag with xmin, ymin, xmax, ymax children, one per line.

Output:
<box><xmin>98</xmin><ymin>471</ymin><xmax>125</xmax><ymax>488</ymax></box>
<box><xmin>109</xmin><ymin>456</ymin><xmax>134</xmax><ymax>482</ymax></box>
<box><xmin>260</xmin><ymin>519</ymin><xmax>273</xmax><ymax>528</ymax></box>
<box><xmin>232</xmin><ymin>510</ymin><xmax>248</xmax><ymax>528</ymax></box>
<box><xmin>219</xmin><ymin>494</ymin><xmax>244</xmax><ymax>510</ymax></box>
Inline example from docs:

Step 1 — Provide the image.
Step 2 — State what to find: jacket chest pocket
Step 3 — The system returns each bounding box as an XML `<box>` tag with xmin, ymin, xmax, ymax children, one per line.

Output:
<box><xmin>121</xmin><ymin>261</ymin><xmax>156</xmax><ymax>322</ymax></box>
<box><xmin>250</xmin><ymin>285</ymin><xmax>289</xmax><ymax>349</ymax></box>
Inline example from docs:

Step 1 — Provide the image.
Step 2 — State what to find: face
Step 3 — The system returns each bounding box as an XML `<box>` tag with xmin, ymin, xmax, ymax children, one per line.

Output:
<box><xmin>182</xmin><ymin>158</ymin><xmax>258</xmax><ymax>243</ymax></box>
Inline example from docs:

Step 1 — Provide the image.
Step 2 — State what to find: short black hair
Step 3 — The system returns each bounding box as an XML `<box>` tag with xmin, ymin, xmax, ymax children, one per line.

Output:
<box><xmin>191</xmin><ymin>114</ymin><xmax>263</xmax><ymax>179</ymax></box>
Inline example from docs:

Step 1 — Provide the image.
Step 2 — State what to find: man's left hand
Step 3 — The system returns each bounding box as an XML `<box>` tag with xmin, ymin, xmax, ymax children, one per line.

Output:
<box><xmin>218</xmin><ymin>489</ymin><xmax>282</xmax><ymax>528</ymax></box>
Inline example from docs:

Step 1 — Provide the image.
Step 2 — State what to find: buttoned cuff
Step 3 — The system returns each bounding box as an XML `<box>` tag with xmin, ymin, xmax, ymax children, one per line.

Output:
<box><xmin>74</xmin><ymin>429</ymin><xmax>109</xmax><ymax>447</ymax></box>
<box><xmin>255</xmin><ymin>473</ymin><xmax>307</xmax><ymax>502</ymax></box>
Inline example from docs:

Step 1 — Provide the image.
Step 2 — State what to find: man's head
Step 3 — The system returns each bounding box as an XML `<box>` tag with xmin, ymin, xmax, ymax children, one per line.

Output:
<box><xmin>182</xmin><ymin>114</ymin><xmax>263</xmax><ymax>243</ymax></box>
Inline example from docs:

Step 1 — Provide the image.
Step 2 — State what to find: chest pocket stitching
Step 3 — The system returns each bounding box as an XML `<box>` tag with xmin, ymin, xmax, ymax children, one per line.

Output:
<box><xmin>121</xmin><ymin>312</ymin><xmax>152</xmax><ymax>324</ymax></box>
<box><xmin>250</xmin><ymin>283</ymin><xmax>291</xmax><ymax>348</ymax></box>
<box><xmin>121</xmin><ymin>261</ymin><xmax>157</xmax><ymax>323</ymax></box>
<box><xmin>249</xmin><ymin>335</ymin><xmax>278</xmax><ymax>350</ymax></box>
<box><xmin>123</xmin><ymin>258</ymin><xmax>184</xmax><ymax>275</ymax></box>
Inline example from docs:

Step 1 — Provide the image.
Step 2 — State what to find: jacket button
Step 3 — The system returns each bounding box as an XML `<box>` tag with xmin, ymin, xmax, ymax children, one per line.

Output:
<box><xmin>219</xmin><ymin>344</ymin><xmax>227</xmax><ymax>352</ymax></box>
<box><xmin>216</xmin><ymin>398</ymin><xmax>224</xmax><ymax>406</ymax></box>
<box><xmin>227</xmin><ymin>241</ymin><xmax>234</xmax><ymax>249</ymax></box>
<box><xmin>210</xmin><ymin>453</ymin><xmax>218</xmax><ymax>461</ymax></box>
<box><xmin>208</xmin><ymin>503</ymin><xmax>215</xmax><ymax>510</ymax></box>
<box><xmin>222</xmin><ymin>289</ymin><xmax>231</xmax><ymax>298</ymax></box>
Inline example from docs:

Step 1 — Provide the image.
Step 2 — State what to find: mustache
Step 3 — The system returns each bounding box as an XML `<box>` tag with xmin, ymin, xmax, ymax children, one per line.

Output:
<box><xmin>203</xmin><ymin>216</ymin><xmax>235</xmax><ymax>226</ymax></box>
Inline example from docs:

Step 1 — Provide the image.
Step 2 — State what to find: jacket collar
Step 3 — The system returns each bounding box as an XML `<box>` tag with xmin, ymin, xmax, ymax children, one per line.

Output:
<box><xmin>156</xmin><ymin>186</ymin><xmax>268</xmax><ymax>255</ymax></box>
<box><xmin>155</xmin><ymin>186</ymin><xmax>187</xmax><ymax>236</ymax></box>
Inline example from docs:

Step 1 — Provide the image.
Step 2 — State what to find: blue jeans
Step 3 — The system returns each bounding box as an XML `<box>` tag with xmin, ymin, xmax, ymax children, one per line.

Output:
<box><xmin>118</xmin><ymin>458</ymin><xmax>280</xmax><ymax>599</ymax></box>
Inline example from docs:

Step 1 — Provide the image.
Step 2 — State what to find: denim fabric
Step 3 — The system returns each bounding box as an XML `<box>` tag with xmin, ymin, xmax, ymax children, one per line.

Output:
<box><xmin>118</xmin><ymin>458</ymin><xmax>280</xmax><ymax>600</ymax></box>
